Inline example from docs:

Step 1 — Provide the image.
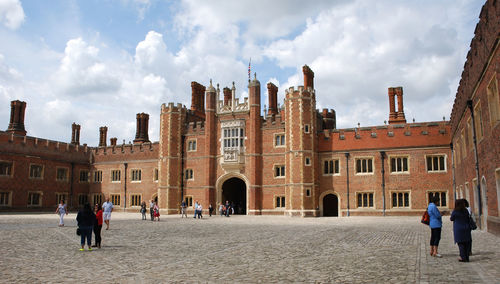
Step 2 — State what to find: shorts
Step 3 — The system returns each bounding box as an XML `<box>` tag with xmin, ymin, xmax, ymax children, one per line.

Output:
<box><xmin>103</xmin><ymin>212</ymin><xmax>112</xmax><ymax>221</ymax></box>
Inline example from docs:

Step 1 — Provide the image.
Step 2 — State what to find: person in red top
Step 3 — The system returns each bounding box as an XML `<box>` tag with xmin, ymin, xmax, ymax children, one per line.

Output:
<box><xmin>93</xmin><ymin>204</ymin><xmax>103</xmax><ymax>248</ymax></box>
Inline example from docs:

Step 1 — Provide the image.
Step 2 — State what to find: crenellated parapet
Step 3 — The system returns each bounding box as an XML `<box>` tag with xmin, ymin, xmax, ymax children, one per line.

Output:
<box><xmin>450</xmin><ymin>0</ymin><xmax>500</xmax><ymax>134</ymax></box>
<box><xmin>285</xmin><ymin>85</ymin><xmax>316</xmax><ymax>100</ymax></box>
<box><xmin>185</xmin><ymin>121</ymin><xmax>205</xmax><ymax>134</ymax></box>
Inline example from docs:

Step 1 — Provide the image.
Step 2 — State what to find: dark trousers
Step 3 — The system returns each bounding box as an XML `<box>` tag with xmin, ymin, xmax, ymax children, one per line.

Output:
<box><xmin>94</xmin><ymin>224</ymin><xmax>102</xmax><ymax>246</ymax></box>
<box><xmin>150</xmin><ymin>208</ymin><xmax>154</xmax><ymax>221</ymax></box>
<box><xmin>430</xmin><ymin>228</ymin><xmax>441</xmax><ymax>246</ymax></box>
<box><xmin>458</xmin><ymin>242</ymin><xmax>471</xmax><ymax>261</ymax></box>
<box><xmin>468</xmin><ymin>240</ymin><xmax>472</xmax><ymax>255</ymax></box>
<box><xmin>80</xmin><ymin>227</ymin><xmax>92</xmax><ymax>246</ymax></box>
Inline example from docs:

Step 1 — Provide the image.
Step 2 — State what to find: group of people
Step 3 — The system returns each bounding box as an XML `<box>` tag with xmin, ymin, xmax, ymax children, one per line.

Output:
<box><xmin>427</xmin><ymin>196</ymin><xmax>474</xmax><ymax>262</ymax></box>
<box><xmin>56</xmin><ymin>198</ymin><xmax>113</xmax><ymax>251</ymax></box>
<box><xmin>219</xmin><ymin>201</ymin><xmax>234</xmax><ymax>217</ymax></box>
<box><xmin>140</xmin><ymin>200</ymin><xmax>160</xmax><ymax>221</ymax></box>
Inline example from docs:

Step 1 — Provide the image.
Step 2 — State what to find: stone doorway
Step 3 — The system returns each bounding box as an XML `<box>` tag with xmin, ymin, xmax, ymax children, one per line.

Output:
<box><xmin>323</xmin><ymin>194</ymin><xmax>339</xmax><ymax>217</ymax></box>
<box><xmin>221</xmin><ymin>177</ymin><xmax>247</xmax><ymax>215</ymax></box>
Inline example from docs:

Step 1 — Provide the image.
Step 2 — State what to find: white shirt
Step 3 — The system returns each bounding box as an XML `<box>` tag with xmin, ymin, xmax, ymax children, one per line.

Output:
<box><xmin>58</xmin><ymin>204</ymin><xmax>66</xmax><ymax>215</ymax></box>
<box><xmin>103</xmin><ymin>201</ymin><xmax>114</xmax><ymax>213</ymax></box>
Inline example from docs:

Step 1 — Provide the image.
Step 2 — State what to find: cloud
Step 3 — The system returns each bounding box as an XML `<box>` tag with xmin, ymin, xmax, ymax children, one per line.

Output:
<box><xmin>0</xmin><ymin>0</ymin><xmax>25</xmax><ymax>29</ymax></box>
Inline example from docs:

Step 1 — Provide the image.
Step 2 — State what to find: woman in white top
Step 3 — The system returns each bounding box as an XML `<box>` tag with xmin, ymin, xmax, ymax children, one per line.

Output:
<box><xmin>55</xmin><ymin>200</ymin><xmax>68</xmax><ymax>227</ymax></box>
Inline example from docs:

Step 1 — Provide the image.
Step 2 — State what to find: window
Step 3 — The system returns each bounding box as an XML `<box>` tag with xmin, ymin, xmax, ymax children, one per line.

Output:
<box><xmin>131</xmin><ymin>169</ymin><xmax>142</xmax><ymax>182</ymax></box>
<box><xmin>0</xmin><ymin>161</ymin><xmax>13</xmax><ymax>177</ymax></box>
<box><xmin>0</xmin><ymin>192</ymin><xmax>10</xmax><ymax>206</ymax></box>
<box><xmin>27</xmin><ymin>192</ymin><xmax>41</xmax><ymax>206</ymax></box>
<box><xmin>93</xmin><ymin>170</ymin><xmax>102</xmax><ymax>183</ymax></box>
<box><xmin>188</xmin><ymin>140</ymin><xmax>197</xmax><ymax>151</ymax></box>
<box><xmin>426</xmin><ymin>155</ymin><xmax>446</xmax><ymax>172</ymax></box>
<box><xmin>55</xmin><ymin>193</ymin><xmax>68</xmax><ymax>204</ymax></box>
<box><xmin>305</xmin><ymin>157</ymin><xmax>311</xmax><ymax>166</ymax></box>
<box><xmin>306</xmin><ymin>188</ymin><xmax>311</xmax><ymax>197</ymax></box>
<box><xmin>223</xmin><ymin>126</ymin><xmax>244</xmax><ymax>149</ymax></box>
<box><xmin>78</xmin><ymin>194</ymin><xmax>88</xmax><ymax>206</ymax></box>
<box><xmin>392</xmin><ymin>192</ymin><xmax>409</xmax><ymax>208</ymax></box>
<box><xmin>304</xmin><ymin>124</ymin><xmax>310</xmax><ymax>133</ymax></box>
<box><xmin>357</xmin><ymin>192</ymin><xmax>374</xmax><ymax>208</ymax></box>
<box><xmin>390</xmin><ymin>157</ymin><xmax>408</xmax><ymax>173</ymax></box>
<box><xmin>275</xmin><ymin>196</ymin><xmax>285</xmax><ymax>208</ymax></box>
<box><xmin>428</xmin><ymin>191</ymin><xmax>447</xmax><ymax>207</ymax></box>
<box><xmin>130</xmin><ymin>194</ymin><xmax>141</xmax><ymax>206</ymax></box>
<box><xmin>29</xmin><ymin>164</ymin><xmax>44</xmax><ymax>179</ymax></box>
<box><xmin>185</xmin><ymin>169</ymin><xmax>193</xmax><ymax>180</ymax></box>
<box><xmin>111</xmin><ymin>194</ymin><xmax>121</xmax><ymax>206</ymax></box>
<box><xmin>185</xmin><ymin>196</ymin><xmax>193</xmax><ymax>207</ymax></box>
<box><xmin>487</xmin><ymin>74</ymin><xmax>500</xmax><ymax>125</ymax></box>
<box><xmin>474</xmin><ymin>101</ymin><xmax>483</xmax><ymax>140</ymax></box>
<box><xmin>111</xmin><ymin>170</ymin><xmax>121</xmax><ymax>182</ymax></box>
<box><xmin>275</xmin><ymin>134</ymin><xmax>285</xmax><ymax>147</ymax></box>
<box><xmin>79</xmin><ymin>170</ymin><xmax>89</xmax><ymax>182</ymax></box>
<box><xmin>93</xmin><ymin>194</ymin><xmax>103</xmax><ymax>206</ymax></box>
<box><xmin>221</xmin><ymin>121</ymin><xmax>246</xmax><ymax>162</ymax></box>
<box><xmin>56</xmin><ymin>168</ymin><xmax>68</xmax><ymax>181</ymax></box>
<box><xmin>324</xmin><ymin>159</ymin><xmax>340</xmax><ymax>175</ymax></box>
<box><xmin>355</xmin><ymin>158</ymin><xmax>373</xmax><ymax>174</ymax></box>
<box><xmin>274</xmin><ymin>165</ymin><xmax>285</xmax><ymax>177</ymax></box>
<box><xmin>154</xmin><ymin>168</ymin><xmax>158</xmax><ymax>182</ymax></box>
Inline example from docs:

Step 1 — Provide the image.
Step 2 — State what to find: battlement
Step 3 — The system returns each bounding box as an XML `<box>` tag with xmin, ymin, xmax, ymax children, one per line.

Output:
<box><xmin>92</xmin><ymin>141</ymin><xmax>159</xmax><ymax>156</ymax></box>
<box><xmin>285</xmin><ymin>86</ymin><xmax>315</xmax><ymax>98</ymax></box>
<box><xmin>262</xmin><ymin>112</ymin><xmax>286</xmax><ymax>127</ymax></box>
<box><xmin>186</xmin><ymin>121</ymin><xmax>205</xmax><ymax>133</ymax></box>
<box><xmin>450</xmin><ymin>0</ymin><xmax>500</xmax><ymax>133</ymax></box>
<box><xmin>319</xmin><ymin>121</ymin><xmax>450</xmax><ymax>151</ymax></box>
<box><xmin>0</xmin><ymin>131</ymin><xmax>91</xmax><ymax>162</ymax></box>
<box><xmin>161</xmin><ymin>102</ymin><xmax>185</xmax><ymax>113</ymax></box>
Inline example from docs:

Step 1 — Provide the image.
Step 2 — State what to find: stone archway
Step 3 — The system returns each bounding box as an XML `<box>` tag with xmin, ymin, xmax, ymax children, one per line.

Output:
<box><xmin>221</xmin><ymin>178</ymin><xmax>247</xmax><ymax>214</ymax></box>
<box><xmin>319</xmin><ymin>191</ymin><xmax>340</xmax><ymax>217</ymax></box>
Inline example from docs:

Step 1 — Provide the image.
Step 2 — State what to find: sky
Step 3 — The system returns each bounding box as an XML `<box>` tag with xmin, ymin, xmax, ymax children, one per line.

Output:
<box><xmin>0</xmin><ymin>0</ymin><xmax>486</xmax><ymax>146</ymax></box>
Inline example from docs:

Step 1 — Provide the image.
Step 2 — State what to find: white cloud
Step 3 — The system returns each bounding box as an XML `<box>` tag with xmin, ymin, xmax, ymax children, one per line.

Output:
<box><xmin>0</xmin><ymin>0</ymin><xmax>25</xmax><ymax>29</ymax></box>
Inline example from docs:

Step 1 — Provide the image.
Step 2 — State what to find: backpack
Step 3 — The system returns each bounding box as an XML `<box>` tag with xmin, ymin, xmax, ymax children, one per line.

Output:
<box><xmin>421</xmin><ymin>209</ymin><xmax>430</xmax><ymax>225</ymax></box>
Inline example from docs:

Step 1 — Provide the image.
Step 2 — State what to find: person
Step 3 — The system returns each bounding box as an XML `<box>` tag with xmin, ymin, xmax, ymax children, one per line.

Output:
<box><xmin>140</xmin><ymin>201</ymin><xmax>147</xmax><ymax>220</ymax></box>
<box><xmin>153</xmin><ymin>202</ymin><xmax>160</xmax><ymax>221</ymax></box>
<box><xmin>450</xmin><ymin>199</ymin><xmax>472</xmax><ymax>262</ymax></box>
<box><xmin>225</xmin><ymin>201</ymin><xmax>231</xmax><ymax>217</ymax></box>
<box><xmin>150</xmin><ymin>199</ymin><xmax>155</xmax><ymax>221</ymax></box>
<box><xmin>193</xmin><ymin>200</ymin><xmax>199</xmax><ymax>219</ymax></box>
<box><xmin>93</xmin><ymin>204</ymin><xmax>103</xmax><ymax>248</ymax></box>
<box><xmin>102</xmin><ymin>197</ymin><xmax>113</xmax><ymax>230</ymax></box>
<box><xmin>208</xmin><ymin>204</ymin><xmax>213</xmax><ymax>217</ymax></box>
<box><xmin>76</xmin><ymin>203</ymin><xmax>95</xmax><ymax>251</ymax></box>
<box><xmin>464</xmin><ymin>199</ymin><xmax>473</xmax><ymax>256</ymax></box>
<box><xmin>219</xmin><ymin>203</ymin><xmax>224</xmax><ymax>216</ymax></box>
<box><xmin>55</xmin><ymin>199</ymin><xmax>68</xmax><ymax>227</ymax></box>
<box><xmin>428</xmin><ymin>195</ymin><xmax>442</xmax><ymax>258</ymax></box>
<box><xmin>181</xmin><ymin>200</ymin><xmax>187</xmax><ymax>218</ymax></box>
<box><xmin>197</xmin><ymin>203</ymin><xmax>203</xmax><ymax>219</ymax></box>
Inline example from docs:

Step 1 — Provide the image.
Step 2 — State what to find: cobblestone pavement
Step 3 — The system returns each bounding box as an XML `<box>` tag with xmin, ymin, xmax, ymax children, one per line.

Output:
<box><xmin>0</xmin><ymin>213</ymin><xmax>498</xmax><ymax>283</ymax></box>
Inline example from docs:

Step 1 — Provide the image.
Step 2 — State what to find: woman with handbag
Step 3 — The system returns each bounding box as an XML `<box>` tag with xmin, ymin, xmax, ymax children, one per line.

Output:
<box><xmin>428</xmin><ymin>195</ymin><xmax>443</xmax><ymax>258</ymax></box>
<box><xmin>450</xmin><ymin>199</ymin><xmax>472</xmax><ymax>262</ymax></box>
<box><xmin>76</xmin><ymin>203</ymin><xmax>96</xmax><ymax>251</ymax></box>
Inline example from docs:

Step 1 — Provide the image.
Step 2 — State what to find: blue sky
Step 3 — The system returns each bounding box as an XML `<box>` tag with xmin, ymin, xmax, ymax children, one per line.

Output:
<box><xmin>0</xmin><ymin>0</ymin><xmax>486</xmax><ymax>145</ymax></box>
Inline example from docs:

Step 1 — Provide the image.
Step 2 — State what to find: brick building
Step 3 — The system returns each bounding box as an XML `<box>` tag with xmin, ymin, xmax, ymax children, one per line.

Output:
<box><xmin>449</xmin><ymin>0</ymin><xmax>500</xmax><ymax>235</ymax></box>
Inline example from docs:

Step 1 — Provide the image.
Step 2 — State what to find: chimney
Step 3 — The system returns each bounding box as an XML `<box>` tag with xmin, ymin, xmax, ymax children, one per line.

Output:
<box><xmin>134</xmin><ymin>113</ymin><xmax>150</xmax><ymax>144</ymax></box>
<box><xmin>99</xmin><ymin>126</ymin><xmax>107</xmax><ymax>147</ymax></box>
<box><xmin>191</xmin><ymin>81</ymin><xmax>206</xmax><ymax>116</ymax></box>
<box><xmin>110</xmin><ymin>137</ymin><xmax>117</xmax><ymax>146</ymax></box>
<box><xmin>71</xmin><ymin>123</ymin><xmax>81</xmax><ymax>145</ymax></box>
<box><xmin>223</xmin><ymin>87</ymin><xmax>232</xmax><ymax>106</ymax></box>
<box><xmin>302</xmin><ymin>65</ymin><xmax>314</xmax><ymax>89</ymax></box>
<box><xmin>7</xmin><ymin>100</ymin><xmax>27</xmax><ymax>136</ymax></box>
<box><xmin>388</xmin><ymin>87</ymin><xmax>406</xmax><ymax>124</ymax></box>
<box><xmin>267</xmin><ymin>82</ymin><xmax>278</xmax><ymax>116</ymax></box>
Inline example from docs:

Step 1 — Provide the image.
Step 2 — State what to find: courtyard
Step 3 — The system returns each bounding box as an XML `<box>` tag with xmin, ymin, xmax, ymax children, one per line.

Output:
<box><xmin>0</xmin><ymin>213</ymin><xmax>498</xmax><ymax>283</ymax></box>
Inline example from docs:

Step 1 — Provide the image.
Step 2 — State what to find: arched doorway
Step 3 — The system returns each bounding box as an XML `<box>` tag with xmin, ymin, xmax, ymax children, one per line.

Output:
<box><xmin>222</xmin><ymin>177</ymin><xmax>246</xmax><ymax>214</ymax></box>
<box><xmin>323</xmin><ymin>194</ymin><xmax>339</xmax><ymax>217</ymax></box>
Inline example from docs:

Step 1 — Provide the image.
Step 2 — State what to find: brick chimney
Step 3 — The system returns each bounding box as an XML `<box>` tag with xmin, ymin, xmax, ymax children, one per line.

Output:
<box><xmin>71</xmin><ymin>123</ymin><xmax>81</xmax><ymax>145</ymax></box>
<box><xmin>388</xmin><ymin>86</ymin><xmax>406</xmax><ymax>124</ymax></box>
<box><xmin>267</xmin><ymin>82</ymin><xmax>278</xmax><ymax>116</ymax></box>
<box><xmin>303</xmin><ymin>65</ymin><xmax>314</xmax><ymax>89</ymax></box>
<box><xmin>191</xmin><ymin>81</ymin><xmax>206</xmax><ymax>117</ymax></box>
<box><xmin>99</xmin><ymin>126</ymin><xmax>107</xmax><ymax>147</ymax></box>
<box><xmin>110</xmin><ymin>137</ymin><xmax>117</xmax><ymax>146</ymax></box>
<box><xmin>134</xmin><ymin>113</ymin><xmax>150</xmax><ymax>144</ymax></box>
<box><xmin>223</xmin><ymin>87</ymin><xmax>232</xmax><ymax>106</ymax></box>
<box><xmin>7</xmin><ymin>100</ymin><xmax>27</xmax><ymax>136</ymax></box>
